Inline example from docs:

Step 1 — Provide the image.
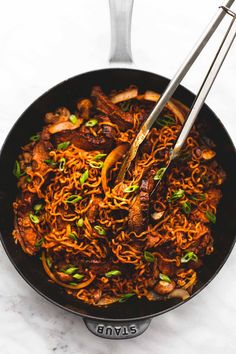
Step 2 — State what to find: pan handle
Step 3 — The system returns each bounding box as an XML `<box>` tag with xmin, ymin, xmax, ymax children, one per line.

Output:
<box><xmin>109</xmin><ymin>0</ymin><xmax>134</xmax><ymax>63</ymax></box>
<box><xmin>83</xmin><ymin>317</ymin><xmax>151</xmax><ymax>339</ymax></box>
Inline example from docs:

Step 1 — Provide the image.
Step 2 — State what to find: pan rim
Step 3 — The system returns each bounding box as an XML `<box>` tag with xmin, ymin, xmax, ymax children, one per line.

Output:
<box><xmin>0</xmin><ymin>67</ymin><xmax>235</xmax><ymax>322</ymax></box>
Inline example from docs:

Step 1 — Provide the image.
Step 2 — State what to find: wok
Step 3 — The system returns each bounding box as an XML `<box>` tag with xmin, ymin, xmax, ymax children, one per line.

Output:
<box><xmin>0</xmin><ymin>0</ymin><xmax>236</xmax><ymax>339</ymax></box>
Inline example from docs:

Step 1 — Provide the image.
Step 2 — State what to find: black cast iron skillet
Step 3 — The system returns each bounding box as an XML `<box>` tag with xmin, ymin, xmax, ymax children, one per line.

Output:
<box><xmin>0</xmin><ymin>68</ymin><xmax>236</xmax><ymax>339</ymax></box>
<box><xmin>0</xmin><ymin>1</ymin><xmax>236</xmax><ymax>339</ymax></box>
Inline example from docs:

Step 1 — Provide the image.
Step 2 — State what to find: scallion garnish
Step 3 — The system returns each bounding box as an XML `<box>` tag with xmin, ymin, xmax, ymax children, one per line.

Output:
<box><xmin>30</xmin><ymin>134</ymin><xmax>40</xmax><ymax>142</ymax></box>
<box><xmin>94</xmin><ymin>153</ymin><xmax>107</xmax><ymax>160</ymax></box>
<box><xmin>119</xmin><ymin>293</ymin><xmax>135</xmax><ymax>303</ymax></box>
<box><xmin>85</xmin><ymin>119</ymin><xmax>98</xmax><ymax>127</ymax></box>
<box><xmin>44</xmin><ymin>159</ymin><xmax>57</xmax><ymax>167</ymax></box>
<box><xmin>181</xmin><ymin>251</ymin><xmax>198</xmax><ymax>263</ymax></box>
<box><xmin>69</xmin><ymin>233</ymin><xmax>77</xmax><ymax>241</ymax></box>
<box><xmin>29</xmin><ymin>212</ymin><xmax>40</xmax><ymax>224</ymax></box>
<box><xmin>76</xmin><ymin>218</ymin><xmax>84</xmax><ymax>228</ymax></box>
<box><xmin>57</xmin><ymin>141</ymin><xmax>70</xmax><ymax>150</ymax></box>
<box><xmin>159</xmin><ymin>273</ymin><xmax>171</xmax><ymax>283</ymax></box>
<box><xmin>144</xmin><ymin>251</ymin><xmax>155</xmax><ymax>262</ymax></box>
<box><xmin>66</xmin><ymin>195</ymin><xmax>83</xmax><ymax>204</ymax></box>
<box><xmin>169</xmin><ymin>189</ymin><xmax>185</xmax><ymax>202</ymax></box>
<box><xmin>59</xmin><ymin>157</ymin><xmax>66</xmax><ymax>172</ymax></box>
<box><xmin>26</xmin><ymin>175</ymin><xmax>31</xmax><ymax>183</ymax></box>
<box><xmin>94</xmin><ymin>225</ymin><xmax>106</xmax><ymax>235</ymax></box>
<box><xmin>80</xmin><ymin>169</ymin><xmax>89</xmax><ymax>185</ymax></box>
<box><xmin>46</xmin><ymin>257</ymin><xmax>52</xmax><ymax>268</ymax></box>
<box><xmin>69</xmin><ymin>114</ymin><xmax>78</xmax><ymax>125</ymax></box>
<box><xmin>13</xmin><ymin>160</ymin><xmax>25</xmax><ymax>179</ymax></box>
<box><xmin>64</xmin><ymin>267</ymin><xmax>78</xmax><ymax>275</ymax></box>
<box><xmin>124</xmin><ymin>185</ymin><xmax>139</xmax><ymax>193</ymax></box>
<box><xmin>181</xmin><ymin>201</ymin><xmax>191</xmax><ymax>215</ymax></box>
<box><xmin>34</xmin><ymin>203</ymin><xmax>43</xmax><ymax>214</ymax></box>
<box><xmin>205</xmin><ymin>210</ymin><xmax>216</xmax><ymax>224</ymax></box>
<box><xmin>69</xmin><ymin>282</ymin><xmax>78</xmax><ymax>286</ymax></box>
<box><xmin>89</xmin><ymin>161</ymin><xmax>103</xmax><ymax>169</ymax></box>
<box><xmin>154</xmin><ymin>167</ymin><xmax>166</xmax><ymax>181</ymax></box>
<box><xmin>73</xmin><ymin>273</ymin><xmax>84</xmax><ymax>280</ymax></box>
<box><xmin>190</xmin><ymin>194</ymin><xmax>206</xmax><ymax>201</ymax></box>
<box><xmin>105</xmin><ymin>270</ymin><xmax>121</xmax><ymax>278</ymax></box>
<box><xmin>156</xmin><ymin>115</ymin><xmax>176</xmax><ymax>127</ymax></box>
<box><xmin>35</xmin><ymin>238</ymin><xmax>44</xmax><ymax>247</ymax></box>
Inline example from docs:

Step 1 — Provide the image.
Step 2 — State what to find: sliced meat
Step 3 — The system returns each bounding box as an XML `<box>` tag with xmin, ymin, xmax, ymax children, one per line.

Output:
<box><xmin>55</xmin><ymin>121</ymin><xmax>115</xmax><ymax>151</ymax></box>
<box><xmin>128</xmin><ymin>166</ymin><xmax>157</xmax><ymax>233</ymax></box>
<box><xmin>91</xmin><ymin>86</ymin><xmax>133</xmax><ymax>130</ymax></box>
<box><xmin>32</xmin><ymin>140</ymin><xmax>53</xmax><ymax>173</ymax></box>
<box><xmin>77</xmin><ymin>98</ymin><xmax>93</xmax><ymax>119</ymax></box>
<box><xmin>44</xmin><ymin>107</ymin><xmax>70</xmax><ymax>124</ymax></box>
<box><xmin>207</xmin><ymin>188</ymin><xmax>222</xmax><ymax>205</ymax></box>
<box><xmin>56</xmin><ymin>272</ymin><xmax>73</xmax><ymax>283</ymax></box>
<box><xmin>14</xmin><ymin>213</ymin><xmax>38</xmax><ymax>255</ymax></box>
<box><xmin>87</xmin><ymin>198</ymin><xmax>100</xmax><ymax>223</ymax></box>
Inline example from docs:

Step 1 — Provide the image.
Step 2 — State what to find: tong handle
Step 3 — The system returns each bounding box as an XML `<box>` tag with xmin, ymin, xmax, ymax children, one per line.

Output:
<box><xmin>172</xmin><ymin>12</ymin><xmax>236</xmax><ymax>159</ymax></box>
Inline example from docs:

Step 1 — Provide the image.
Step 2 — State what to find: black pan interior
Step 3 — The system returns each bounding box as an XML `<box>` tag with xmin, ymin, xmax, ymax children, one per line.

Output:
<box><xmin>0</xmin><ymin>68</ymin><xmax>235</xmax><ymax>321</ymax></box>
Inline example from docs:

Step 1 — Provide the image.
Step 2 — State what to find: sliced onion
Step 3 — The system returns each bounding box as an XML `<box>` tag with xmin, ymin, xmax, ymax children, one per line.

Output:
<box><xmin>151</xmin><ymin>211</ymin><xmax>165</xmax><ymax>220</ymax></box>
<box><xmin>48</xmin><ymin>119</ymin><xmax>83</xmax><ymax>134</ymax></box>
<box><xmin>167</xmin><ymin>288</ymin><xmax>190</xmax><ymax>301</ymax></box>
<box><xmin>95</xmin><ymin>295</ymin><xmax>119</xmax><ymax>306</ymax></box>
<box><xmin>143</xmin><ymin>90</ymin><xmax>185</xmax><ymax>125</ymax></box>
<box><xmin>101</xmin><ymin>143</ymin><xmax>129</xmax><ymax>193</ymax></box>
<box><xmin>42</xmin><ymin>251</ymin><xmax>95</xmax><ymax>289</ymax></box>
<box><xmin>202</xmin><ymin>149</ymin><xmax>216</xmax><ymax>160</ymax></box>
<box><xmin>110</xmin><ymin>88</ymin><xmax>138</xmax><ymax>104</ymax></box>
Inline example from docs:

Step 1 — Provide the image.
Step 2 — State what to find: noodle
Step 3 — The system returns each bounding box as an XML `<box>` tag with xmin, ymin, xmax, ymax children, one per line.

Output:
<box><xmin>12</xmin><ymin>85</ymin><xmax>226</xmax><ymax>306</ymax></box>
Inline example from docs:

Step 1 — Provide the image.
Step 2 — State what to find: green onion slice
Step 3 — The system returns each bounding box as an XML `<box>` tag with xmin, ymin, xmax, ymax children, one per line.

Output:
<box><xmin>76</xmin><ymin>218</ymin><xmax>84</xmax><ymax>228</ymax></box>
<box><xmin>119</xmin><ymin>293</ymin><xmax>135</xmax><ymax>303</ymax></box>
<box><xmin>26</xmin><ymin>176</ymin><xmax>31</xmax><ymax>183</ymax></box>
<box><xmin>69</xmin><ymin>114</ymin><xmax>78</xmax><ymax>125</ymax></box>
<box><xmin>80</xmin><ymin>169</ymin><xmax>89</xmax><ymax>185</ymax></box>
<box><xmin>64</xmin><ymin>267</ymin><xmax>78</xmax><ymax>275</ymax></box>
<box><xmin>69</xmin><ymin>233</ymin><xmax>77</xmax><ymax>241</ymax></box>
<box><xmin>94</xmin><ymin>225</ymin><xmax>106</xmax><ymax>235</ymax></box>
<box><xmin>105</xmin><ymin>270</ymin><xmax>121</xmax><ymax>278</ymax></box>
<box><xmin>59</xmin><ymin>157</ymin><xmax>66</xmax><ymax>171</ymax></box>
<box><xmin>190</xmin><ymin>193</ymin><xmax>206</xmax><ymax>201</ymax></box>
<box><xmin>144</xmin><ymin>251</ymin><xmax>155</xmax><ymax>262</ymax></box>
<box><xmin>85</xmin><ymin>119</ymin><xmax>98</xmax><ymax>127</ymax></box>
<box><xmin>181</xmin><ymin>201</ymin><xmax>191</xmax><ymax>215</ymax></box>
<box><xmin>124</xmin><ymin>185</ymin><xmax>139</xmax><ymax>193</ymax></box>
<box><xmin>29</xmin><ymin>212</ymin><xmax>40</xmax><ymax>224</ymax></box>
<box><xmin>57</xmin><ymin>141</ymin><xmax>70</xmax><ymax>150</ymax></box>
<box><xmin>181</xmin><ymin>251</ymin><xmax>198</xmax><ymax>263</ymax></box>
<box><xmin>69</xmin><ymin>282</ymin><xmax>78</xmax><ymax>286</ymax></box>
<box><xmin>169</xmin><ymin>189</ymin><xmax>185</xmax><ymax>202</ymax></box>
<box><xmin>157</xmin><ymin>115</ymin><xmax>176</xmax><ymax>127</ymax></box>
<box><xmin>46</xmin><ymin>257</ymin><xmax>52</xmax><ymax>268</ymax></box>
<box><xmin>154</xmin><ymin>167</ymin><xmax>166</xmax><ymax>181</ymax></box>
<box><xmin>205</xmin><ymin>210</ymin><xmax>216</xmax><ymax>224</ymax></box>
<box><xmin>30</xmin><ymin>134</ymin><xmax>40</xmax><ymax>142</ymax></box>
<box><xmin>94</xmin><ymin>153</ymin><xmax>107</xmax><ymax>160</ymax></box>
<box><xmin>35</xmin><ymin>238</ymin><xmax>44</xmax><ymax>247</ymax></box>
<box><xmin>66</xmin><ymin>195</ymin><xmax>83</xmax><ymax>204</ymax></box>
<box><xmin>34</xmin><ymin>203</ymin><xmax>43</xmax><ymax>214</ymax></box>
<box><xmin>44</xmin><ymin>159</ymin><xmax>58</xmax><ymax>167</ymax></box>
<box><xmin>89</xmin><ymin>161</ymin><xmax>103</xmax><ymax>169</ymax></box>
<box><xmin>159</xmin><ymin>273</ymin><xmax>171</xmax><ymax>283</ymax></box>
<box><xmin>13</xmin><ymin>160</ymin><xmax>25</xmax><ymax>179</ymax></box>
<box><xmin>73</xmin><ymin>273</ymin><xmax>84</xmax><ymax>280</ymax></box>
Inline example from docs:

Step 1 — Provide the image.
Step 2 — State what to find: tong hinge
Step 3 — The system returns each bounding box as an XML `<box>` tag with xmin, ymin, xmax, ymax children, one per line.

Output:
<box><xmin>220</xmin><ymin>5</ymin><xmax>236</xmax><ymax>18</ymax></box>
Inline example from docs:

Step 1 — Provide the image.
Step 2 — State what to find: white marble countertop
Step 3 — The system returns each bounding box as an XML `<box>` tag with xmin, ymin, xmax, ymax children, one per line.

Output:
<box><xmin>0</xmin><ymin>0</ymin><xmax>236</xmax><ymax>353</ymax></box>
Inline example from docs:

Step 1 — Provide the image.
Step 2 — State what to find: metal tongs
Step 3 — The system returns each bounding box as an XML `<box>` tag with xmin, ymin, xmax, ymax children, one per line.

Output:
<box><xmin>117</xmin><ymin>0</ymin><xmax>236</xmax><ymax>190</ymax></box>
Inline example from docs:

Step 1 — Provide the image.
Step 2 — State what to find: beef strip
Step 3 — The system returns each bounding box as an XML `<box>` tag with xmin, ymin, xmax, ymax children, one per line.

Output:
<box><xmin>91</xmin><ymin>86</ymin><xmax>133</xmax><ymax>130</ymax></box>
<box><xmin>128</xmin><ymin>166</ymin><xmax>157</xmax><ymax>233</ymax></box>
<box><xmin>54</xmin><ymin>117</ymin><xmax>116</xmax><ymax>151</ymax></box>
